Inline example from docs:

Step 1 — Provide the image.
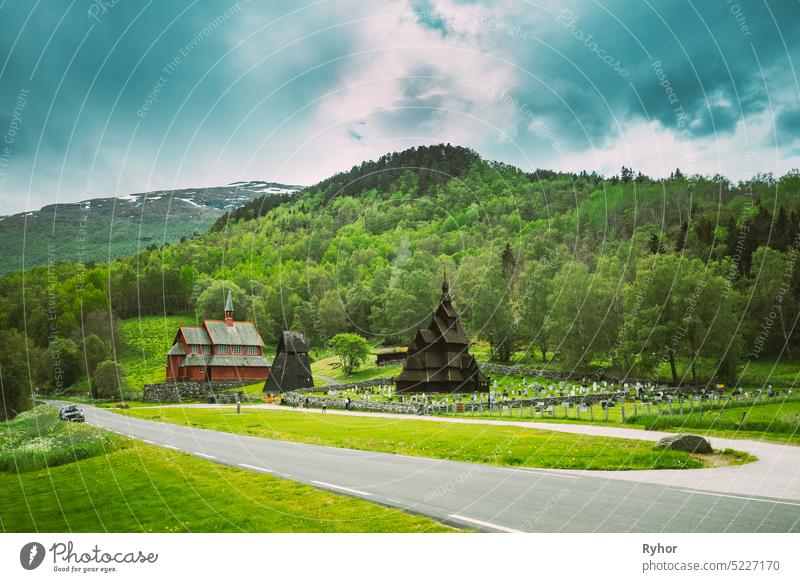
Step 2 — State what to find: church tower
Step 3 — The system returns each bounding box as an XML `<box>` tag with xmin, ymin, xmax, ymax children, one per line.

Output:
<box><xmin>224</xmin><ymin>290</ymin><xmax>234</xmax><ymax>327</ymax></box>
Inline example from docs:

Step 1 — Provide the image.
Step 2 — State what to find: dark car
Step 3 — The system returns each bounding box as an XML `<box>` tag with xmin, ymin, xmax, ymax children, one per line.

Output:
<box><xmin>59</xmin><ymin>405</ymin><xmax>85</xmax><ymax>422</ymax></box>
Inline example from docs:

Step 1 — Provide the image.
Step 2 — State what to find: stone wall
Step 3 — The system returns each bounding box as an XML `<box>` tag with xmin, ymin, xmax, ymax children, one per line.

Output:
<box><xmin>296</xmin><ymin>377</ymin><xmax>394</xmax><ymax>393</ymax></box>
<box><xmin>142</xmin><ymin>380</ymin><xmax>253</xmax><ymax>403</ymax></box>
<box><xmin>284</xmin><ymin>394</ymin><xmax>420</xmax><ymax>414</ymax></box>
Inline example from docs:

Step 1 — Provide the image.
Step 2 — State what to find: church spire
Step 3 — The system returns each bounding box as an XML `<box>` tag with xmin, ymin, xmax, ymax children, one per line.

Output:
<box><xmin>224</xmin><ymin>290</ymin><xmax>234</xmax><ymax>326</ymax></box>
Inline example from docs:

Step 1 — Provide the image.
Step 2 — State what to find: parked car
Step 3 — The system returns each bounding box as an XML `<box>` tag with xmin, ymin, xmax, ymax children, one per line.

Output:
<box><xmin>59</xmin><ymin>405</ymin><xmax>85</xmax><ymax>422</ymax></box>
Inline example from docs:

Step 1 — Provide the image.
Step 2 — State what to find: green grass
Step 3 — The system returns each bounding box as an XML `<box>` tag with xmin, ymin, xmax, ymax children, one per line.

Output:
<box><xmin>61</xmin><ymin>315</ymin><xmax>193</xmax><ymax>398</ymax></box>
<box><xmin>225</xmin><ymin>382</ymin><xmax>268</xmax><ymax>401</ymax></box>
<box><xmin>441</xmin><ymin>399</ymin><xmax>800</xmax><ymax>445</ymax></box>
<box><xmin>0</xmin><ymin>407</ymin><xmax>454</xmax><ymax>533</ymax></box>
<box><xmin>119</xmin><ymin>407</ymin><xmax>707</xmax><ymax>470</ymax></box>
<box><xmin>119</xmin><ymin>315</ymin><xmax>194</xmax><ymax>390</ymax></box>
<box><xmin>736</xmin><ymin>357</ymin><xmax>800</xmax><ymax>386</ymax></box>
<box><xmin>0</xmin><ymin>406</ymin><xmax>122</xmax><ymax>472</ymax></box>
<box><xmin>0</xmin><ymin>445</ymin><xmax>454</xmax><ymax>533</ymax></box>
<box><xmin>627</xmin><ymin>401</ymin><xmax>800</xmax><ymax>435</ymax></box>
<box><xmin>310</xmin><ymin>353</ymin><xmax>401</xmax><ymax>385</ymax></box>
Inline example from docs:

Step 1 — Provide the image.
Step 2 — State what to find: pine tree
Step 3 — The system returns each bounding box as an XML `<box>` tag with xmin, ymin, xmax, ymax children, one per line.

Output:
<box><xmin>647</xmin><ymin>233</ymin><xmax>664</xmax><ymax>254</ymax></box>
<box><xmin>675</xmin><ymin>221</ymin><xmax>688</xmax><ymax>252</ymax></box>
<box><xmin>772</xmin><ymin>205</ymin><xmax>790</xmax><ymax>251</ymax></box>
<box><xmin>501</xmin><ymin>242</ymin><xmax>515</xmax><ymax>280</ymax></box>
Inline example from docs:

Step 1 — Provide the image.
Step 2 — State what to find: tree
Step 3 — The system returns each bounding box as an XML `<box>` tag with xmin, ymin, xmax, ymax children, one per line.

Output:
<box><xmin>771</xmin><ymin>206</ymin><xmax>791</xmax><ymax>252</ymax></box>
<box><xmin>195</xmin><ymin>280</ymin><xmax>247</xmax><ymax>321</ymax></box>
<box><xmin>0</xmin><ymin>329</ymin><xmax>36</xmax><ymax>419</ymax></box>
<box><xmin>746</xmin><ymin>246</ymin><xmax>797</xmax><ymax>357</ymax></box>
<box><xmin>38</xmin><ymin>337</ymin><xmax>80</xmax><ymax>394</ymax></box>
<box><xmin>80</xmin><ymin>334</ymin><xmax>108</xmax><ymax>377</ymax></box>
<box><xmin>317</xmin><ymin>291</ymin><xmax>348</xmax><ymax>340</ymax></box>
<box><xmin>518</xmin><ymin>260</ymin><xmax>557</xmax><ymax>362</ymax></box>
<box><xmin>328</xmin><ymin>333</ymin><xmax>371</xmax><ymax>376</ymax></box>
<box><xmin>621</xmin><ymin>255</ymin><xmax>743</xmax><ymax>384</ymax></box>
<box><xmin>544</xmin><ymin>259</ymin><xmax>621</xmax><ymax>369</ymax></box>
<box><xmin>291</xmin><ymin>300</ymin><xmax>321</xmax><ymax>346</ymax></box>
<box><xmin>91</xmin><ymin>360</ymin><xmax>129</xmax><ymax>399</ymax></box>
<box><xmin>647</xmin><ymin>233</ymin><xmax>665</xmax><ymax>254</ymax></box>
<box><xmin>621</xmin><ymin>166</ymin><xmax>634</xmax><ymax>183</ymax></box>
<box><xmin>470</xmin><ymin>263</ymin><xmax>516</xmax><ymax>362</ymax></box>
<box><xmin>248</xmin><ymin>296</ymin><xmax>278</xmax><ymax>346</ymax></box>
<box><xmin>675</xmin><ymin>222</ymin><xmax>688</xmax><ymax>252</ymax></box>
<box><xmin>501</xmin><ymin>242</ymin><xmax>516</xmax><ymax>280</ymax></box>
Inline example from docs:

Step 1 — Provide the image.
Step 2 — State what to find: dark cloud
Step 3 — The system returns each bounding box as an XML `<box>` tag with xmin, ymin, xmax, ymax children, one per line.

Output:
<box><xmin>506</xmin><ymin>0</ymin><xmax>799</xmax><ymax>146</ymax></box>
<box><xmin>0</xmin><ymin>0</ymin><xmax>798</xmax><ymax>214</ymax></box>
<box><xmin>776</xmin><ymin>107</ymin><xmax>800</xmax><ymax>146</ymax></box>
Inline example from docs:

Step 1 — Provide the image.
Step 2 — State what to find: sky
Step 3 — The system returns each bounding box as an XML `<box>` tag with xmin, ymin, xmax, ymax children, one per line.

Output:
<box><xmin>0</xmin><ymin>0</ymin><xmax>799</xmax><ymax>215</ymax></box>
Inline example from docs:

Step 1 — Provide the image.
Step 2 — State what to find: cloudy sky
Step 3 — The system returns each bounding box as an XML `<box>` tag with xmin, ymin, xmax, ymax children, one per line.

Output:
<box><xmin>0</xmin><ymin>0</ymin><xmax>798</xmax><ymax>214</ymax></box>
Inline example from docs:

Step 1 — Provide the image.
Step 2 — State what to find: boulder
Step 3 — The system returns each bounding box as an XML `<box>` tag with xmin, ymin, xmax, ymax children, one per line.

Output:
<box><xmin>656</xmin><ymin>434</ymin><xmax>712</xmax><ymax>454</ymax></box>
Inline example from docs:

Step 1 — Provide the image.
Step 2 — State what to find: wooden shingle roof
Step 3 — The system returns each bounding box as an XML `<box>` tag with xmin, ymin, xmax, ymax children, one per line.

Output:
<box><xmin>395</xmin><ymin>277</ymin><xmax>488</xmax><ymax>394</ymax></box>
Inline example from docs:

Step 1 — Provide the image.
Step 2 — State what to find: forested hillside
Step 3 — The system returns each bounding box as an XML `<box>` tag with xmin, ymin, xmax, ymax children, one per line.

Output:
<box><xmin>2</xmin><ymin>144</ymin><xmax>800</xmax><ymax>417</ymax></box>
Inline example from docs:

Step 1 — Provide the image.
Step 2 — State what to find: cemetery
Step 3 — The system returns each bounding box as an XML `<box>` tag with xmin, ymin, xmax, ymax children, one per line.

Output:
<box><xmin>280</xmin><ymin>372</ymin><xmax>799</xmax><ymax>429</ymax></box>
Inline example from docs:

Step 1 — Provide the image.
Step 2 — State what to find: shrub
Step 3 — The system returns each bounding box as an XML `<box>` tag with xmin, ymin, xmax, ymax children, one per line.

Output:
<box><xmin>80</xmin><ymin>333</ymin><xmax>108</xmax><ymax>377</ymax></box>
<box><xmin>91</xmin><ymin>360</ymin><xmax>129</xmax><ymax>399</ymax></box>
<box><xmin>38</xmin><ymin>337</ymin><xmax>80</xmax><ymax>393</ymax></box>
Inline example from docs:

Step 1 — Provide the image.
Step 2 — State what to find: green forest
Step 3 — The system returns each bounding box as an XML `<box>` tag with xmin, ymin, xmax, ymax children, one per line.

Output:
<box><xmin>2</xmin><ymin>144</ymin><xmax>800</xmax><ymax>418</ymax></box>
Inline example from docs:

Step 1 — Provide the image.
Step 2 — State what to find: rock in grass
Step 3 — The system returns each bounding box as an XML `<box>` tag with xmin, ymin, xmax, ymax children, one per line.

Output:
<box><xmin>656</xmin><ymin>434</ymin><xmax>712</xmax><ymax>454</ymax></box>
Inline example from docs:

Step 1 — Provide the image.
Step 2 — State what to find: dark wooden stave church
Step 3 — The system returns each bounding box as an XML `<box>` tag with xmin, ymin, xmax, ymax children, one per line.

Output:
<box><xmin>263</xmin><ymin>331</ymin><xmax>314</xmax><ymax>393</ymax></box>
<box><xmin>395</xmin><ymin>277</ymin><xmax>489</xmax><ymax>394</ymax></box>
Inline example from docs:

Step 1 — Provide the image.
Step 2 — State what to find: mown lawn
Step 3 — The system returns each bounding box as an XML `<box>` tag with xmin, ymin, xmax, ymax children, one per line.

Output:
<box><xmin>0</xmin><ymin>446</ymin><xmax>453</xmax><ymax>533</ymax></box>
<box><xmin>0</xmin><ymin>407</ymin><xmax>454</xmax><ymax>533</ymax></box>
<box><xmin>119</xmin><ymin>407</ymin><xmax>707</xmax><ymax>470</ymax></box>
<box><xmin>626</xmin><ymin>400</ymin><xmax>800</xmax><ymax>439</ymax></box>
<box><xmin>442</xmin><ymin>400</ymin><xmax>800</xmax><ymax>445</ymax></box>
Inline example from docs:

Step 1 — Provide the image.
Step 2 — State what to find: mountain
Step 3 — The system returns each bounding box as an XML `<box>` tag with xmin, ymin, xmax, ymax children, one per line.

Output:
<box><xmin>0</xmin><ymin>181</ymin><xmax>302</xmax><ymax>274</ymax></box>
<box><xmin>215</xmin><ymin>144</ymin><xmax>481</xmax><ymax>230</ymax></box>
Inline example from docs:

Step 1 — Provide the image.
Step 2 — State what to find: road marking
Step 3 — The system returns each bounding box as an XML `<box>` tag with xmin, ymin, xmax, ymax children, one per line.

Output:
<box><xmin>448</xmin><ymin>514</ymin><xmax>521</xmax><ymax>533</ymax></box>
<box><xmin>194</xmin><ymin>452</ymin><xmax>216</xmax><ymax>460</ymax></box>
<box><xmin>311</xmin><ymin>481</ymin><xmax>372</xmax><ymax>496</ymax></box>
<box><xmin>238</xmin><ymin>463</ymin><xmax>273</xmax><ymax>473</ymax></box>
<box><xmin>142</xmin><ymin>440</ymin><xmax>155</xmax><ymax>445</ymax></box>
<box><xmin>504</xmin><ymin>467</ymin><xmax>576</xmax><ymax>479</ymax></box>
<box><xmin>163</xmin><ymin>445</ymin><xmax>179</xmax><ymax>450</ymax></box>
<box><xmin>387</xmin><ymin>498</ymin><xmax>402</xmax><ymax>504</ymax></box>
<box><xmin>680</xmin><ymin>490</ymin><xmax>800</xmax><ymax>507</ymax></box>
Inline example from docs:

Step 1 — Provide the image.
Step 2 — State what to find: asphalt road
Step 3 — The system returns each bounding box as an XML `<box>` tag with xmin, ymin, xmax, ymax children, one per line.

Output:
<box><xmin>54</xmin><ymin>403</ymin><xmax>800</xmax><ymax>533</ymax></box>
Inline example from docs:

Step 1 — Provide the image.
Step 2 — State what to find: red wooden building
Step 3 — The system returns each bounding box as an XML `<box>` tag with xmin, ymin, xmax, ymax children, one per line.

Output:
<box><xmin>165</xmin><ymin>291</ymin><xmax>270</xmax><ymax>382</ymax></box>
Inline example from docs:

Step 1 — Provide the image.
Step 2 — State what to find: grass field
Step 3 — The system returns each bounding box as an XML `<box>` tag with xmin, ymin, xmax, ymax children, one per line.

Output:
<box><xmin>441</xmin><ymin>399</ymin><xmax>800</xmax><ymax>445</ymax></box>
<box><xmin>628</xmin><ymin>400</ymin><xmax>800</xmax><ymax>434</ymax></box>
<box><xmin>61</xmin><ymin>315</ymin><xmax>189</xmax><ymax>398</ymax></box>
<box><xmin>120</xmin><ymin>315</ymin><xmax>195</xmax><ymax>390</ymax></box>
<box><xmin>0</xmin><ymin>407</ymin><xmax>454</xmax><ymax>533</ymax></box>
<box><xmin>310</xmin><ymin>353</ymin><xmax>401</xmax><ymax>385</ymax></box>
<box><xmin>118</xmin><ymin>407</ymin><xmax>721</xmax><ymax>470</ymax></box>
